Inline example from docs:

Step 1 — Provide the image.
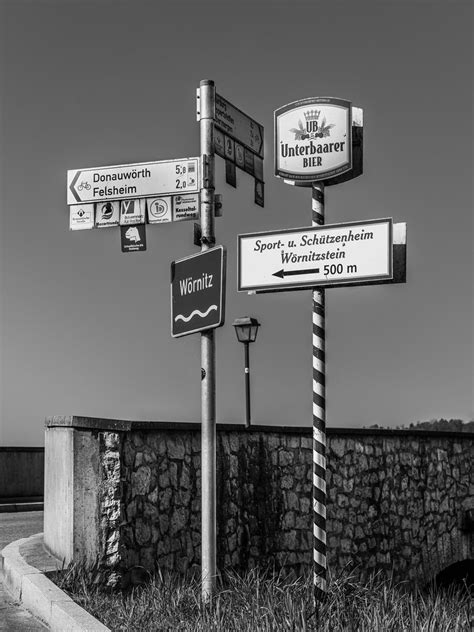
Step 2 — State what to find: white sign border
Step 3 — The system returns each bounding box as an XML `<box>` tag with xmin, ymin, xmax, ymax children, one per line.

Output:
<box><xmin>67</xmin><ymin>157</ymin><xmax>200</xmax><ymax>205</ymax></box>
<box><xmin>238</xmin><ymin>218</ymin><xmax>393</xmax><ymax>292</ymax></box>
<box><xmin>170</xmin><ymin>245</ymin><xmax>227</xmax><ymax>338</ymax></box>
<box><xmin>274</xmin><ymin>96</ymin><xmax>352</xmax><ymax>182</ymax></box>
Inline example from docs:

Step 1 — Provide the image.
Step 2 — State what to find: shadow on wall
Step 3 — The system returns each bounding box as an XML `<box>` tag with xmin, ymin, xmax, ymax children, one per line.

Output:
<box><xmin>433</xmin><ymin>559</ymin><xmax>474</xmax><ymax>595</ymax></box>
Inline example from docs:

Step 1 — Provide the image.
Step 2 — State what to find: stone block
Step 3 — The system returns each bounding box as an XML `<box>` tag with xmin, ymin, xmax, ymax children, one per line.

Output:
<box><xmin>229</xmin><ymin>433</ymin><xmax>239</xmax><ymax>453</ymax></box>
<box><xmin>288</xmin><ymin>436</ymin><xmax>300</xmax><ymax>449</ymax></box>
<box><xmin>159</xmin><ymin>488</ymin><xmax>172</xmax><ymax>511</ymax></box>
<box><xmin>148</xmin><ymin>487</ymin><xmax>158</xmax><ymax>504</ymax></box>
<box><xmin>170</xmin><ymin>507</ymin><xmax>187</xmax><ymax>536</ymax></box>
<box><xmin>168</xmin><ymin>436</ymin><xmax>185</xmax><ymax>460</ymax></box>
<box><xmin>180</xmin><ymin>464</ymin><xmax>191</xmax><ymax>490</ymax></box>
<box><xmin>135</xmin><ymin>520</ymin><xmax>151</xmax><ymax>546</ymax></box>
<box><xmin>286</xmin><ymin>491</ymin><xmax>299</xmax><ymax>510</ymax></box>
<box><xmin>282</xmin><ymin>512</ymin><xmax>295</xmax><ymax>529</ymax></box>
<box><xmin>282</xmin><ymin>530</ymin><xmax>297</xmax><ymax>550</ymax></box>
<box><xmin>143</xmin><ymin>502</ymin><xmax>159</xmax><ymax>521</ymax></box>
<box><xmin>295</xmin><ymin>516</ymin><xmax>309</xmax><ymax>529</ymax></box>
<box><xmin>144</xmin><ymin>449</ymin><xmax>157</xmax><ymax>464</ymax></box>
<box><xmin>300</xmin><ymin>436</ymin><xmax>311</xmax><ymax>450</ymax></box>
<box><xmin>132</xmin><ymin>466</ymin><xmax>151</xmax><ymax>496</ymax></box>
<box><xmin>169</xmin><ymin>462</ymin><xmax>178</xmax><ymax>487</ymax></box>
<box><xmin>279</xmin><ymin>450</ymin><xmax>294</xmax><ymax>467</ymax></box>
<box><xmin>267</xmin><ymin>435</ymin><xmax>280</xmax><ymax>450</ymax></box>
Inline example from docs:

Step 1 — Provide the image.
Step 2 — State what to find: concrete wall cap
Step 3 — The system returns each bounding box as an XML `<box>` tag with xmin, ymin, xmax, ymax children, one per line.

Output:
<box><xmin>44</xmin><ymin>416</ymin><xmax>474</xmax><ymax>440</ymax></box>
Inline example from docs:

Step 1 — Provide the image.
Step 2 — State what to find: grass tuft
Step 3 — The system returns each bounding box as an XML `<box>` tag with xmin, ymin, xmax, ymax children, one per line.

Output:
<box><xmin>48</xmin><ymin>562</ymin><xmax>472</xmax><ymax>631</ymax></box>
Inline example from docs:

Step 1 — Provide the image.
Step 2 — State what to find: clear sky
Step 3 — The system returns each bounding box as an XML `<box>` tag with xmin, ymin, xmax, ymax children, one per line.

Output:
<box><xmin>0</xmin><ymin>0</ymin><xmax>472</xmax><ymax>446</ymax></box>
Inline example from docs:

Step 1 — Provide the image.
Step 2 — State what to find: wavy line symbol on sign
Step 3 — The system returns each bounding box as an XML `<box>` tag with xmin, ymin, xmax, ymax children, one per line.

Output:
<box><xmin>174</xmin><ymin>305</ymin><xmax>218</xmax><ymax>323</ymax></box>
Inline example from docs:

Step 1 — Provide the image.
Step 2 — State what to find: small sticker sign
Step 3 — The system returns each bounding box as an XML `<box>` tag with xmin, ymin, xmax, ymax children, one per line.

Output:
<box><xmin>121</xmin><ymin>224</ymin><xmax>147</xmax><ymax>252</ymax></box>
<box><xmin>147</xmin><ymin>197</ymin><xmax>172</xmax><ymax>224</ymax></box>
<box><xmin>224</xmin><ymin>136</ymin><xmax>235</xmax><ymax>162</ymax></box>
<box><xmin>225</xmin><ymin>160</ymin><xmax>237</xmax><ymax>188</ymax></box>
<box><xmin>214</xmin><ymin>129</ymin><xmax>225</xmax><ymax>158</ymax></box>
<box><xmin>69</xmin><ymin>204</ymin><xmax>94</xmax><ymax>230</ymax></box>
<box><xmin>235</xmin><ymin>142</ymin><xmax>245</xmax><ymax>170</ymax></box>
<box><xmin>255</xmin><ymin>180</ymin><xmax>264</xmax><ymax>207</ymax></box>
<box><xmin>173</xmin><ymin>193</ymin><xmax>200</xmax><ymax>222</ymax></box>
<box><xmin>120</xmin><ymin>199</ymin><xmax>145</xmax><ymax>225</ymax></box>
<box><xmin>95</xmin><ymin>200</ymin><xmax>120</xmax><ymax>227</ymax></box>
<box><xmin>244</xmin><ymin>149</ymin><xmax>254</xmax><ymax>176</ymax></box>
<box><xmin>254</xmin><ymin>156</ymin><xmax>264</xmax><ymax>182</ymax></box>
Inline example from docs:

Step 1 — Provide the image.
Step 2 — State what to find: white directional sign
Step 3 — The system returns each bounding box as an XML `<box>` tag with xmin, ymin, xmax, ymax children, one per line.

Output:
<box><xmin>67</xmin><ymin>157</ymin><xmax>200</xmax><ymax>205</ymax></box>
<box><xmin>215</xmin><ymin>94</ymin><xmax>264</xmax><ymax>158</ymax></box>
<box><xmin>238</xmin><ymin>218</ymin><xmax>393</xmax><ymax>292</ymax></box>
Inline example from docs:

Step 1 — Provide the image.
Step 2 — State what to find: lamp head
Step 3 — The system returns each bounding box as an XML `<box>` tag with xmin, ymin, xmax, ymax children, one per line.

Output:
<box><xmin>232</xmin><ymin>316</ymin><xmax>260</xmax><ymax>343</ymax></box>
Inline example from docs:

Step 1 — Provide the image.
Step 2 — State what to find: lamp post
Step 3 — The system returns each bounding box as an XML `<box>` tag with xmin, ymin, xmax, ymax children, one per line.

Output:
<box><xmin>232</xmin><ymin>317</ymin><xmax>260</xmax><ymax>428</ymax></box>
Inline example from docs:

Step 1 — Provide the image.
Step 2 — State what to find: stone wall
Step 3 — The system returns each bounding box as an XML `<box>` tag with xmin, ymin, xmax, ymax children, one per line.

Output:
<box><xmin>44</xmin><ymin>417</ymin><xmax>474</xmax><ymax>587</ymax></box>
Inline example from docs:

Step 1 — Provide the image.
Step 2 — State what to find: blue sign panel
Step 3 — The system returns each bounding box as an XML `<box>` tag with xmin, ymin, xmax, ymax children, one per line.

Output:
<box><xmin>171</xmin><ymin>246</ymin><xmax>226</xmax><ymax>338</ymax></box>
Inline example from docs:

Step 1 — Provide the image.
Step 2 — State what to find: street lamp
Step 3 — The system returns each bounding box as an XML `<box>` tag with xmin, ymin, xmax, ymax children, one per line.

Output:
<box><xmin>232</xmin><ymin>317</ymin><xmax>260</xmax><ymax>428</ymax></box>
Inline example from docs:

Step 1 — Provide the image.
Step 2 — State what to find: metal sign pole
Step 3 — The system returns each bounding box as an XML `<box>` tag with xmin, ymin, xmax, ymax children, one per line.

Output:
<box><xmin>199</xmin><ymin>79</ymin><xmax>217</xmax><ymax>602</ymax></box>
<box><xmin>311</xmin><ymin>182</ymin><xmax>327</xmax><ymax>601</ymax></box>
<box><xmin>244</xmin><ymin>342</ymin><xmax>250</xmax><ymax>428</ymax></box>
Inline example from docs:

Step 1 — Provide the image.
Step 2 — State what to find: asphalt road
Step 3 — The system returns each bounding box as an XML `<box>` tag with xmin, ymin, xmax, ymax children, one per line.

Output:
<box><xmin>0</xmin><ymin>511</ymin><xmax>47</xmax><ymax>630</ymax></box>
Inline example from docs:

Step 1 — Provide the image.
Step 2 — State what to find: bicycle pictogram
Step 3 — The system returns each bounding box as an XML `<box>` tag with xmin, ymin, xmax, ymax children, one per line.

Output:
<box><xmin>77</xmin><ymin>181</ymin><xmax>91</xmax><ymax>191</ymax></box>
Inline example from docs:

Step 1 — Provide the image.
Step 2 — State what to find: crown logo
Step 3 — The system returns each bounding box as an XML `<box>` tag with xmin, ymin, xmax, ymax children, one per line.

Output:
<box><xmin>304</xmin><ymin>109</ymin><xmax>320</xmax><ymax>122</ymax></box>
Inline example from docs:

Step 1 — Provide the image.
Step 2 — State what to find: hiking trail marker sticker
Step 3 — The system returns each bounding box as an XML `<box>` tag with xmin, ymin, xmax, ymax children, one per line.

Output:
<box><xmin>171</xmin><ymin>246</ymin><xmax>226</xmax><ymax>338</ymax></box>
<box><xmin>121</xmin><ymin>224</ymin><xmax>147</xmax><ymax>253</ymax></box>
<box><xmin>275</xmin><ymin>97</ymin><xmax>352</xmax><ymax>182</ymax></box>
<box><xmin>69</xmin><ymin>204</ymin><xmax>94</xmax><ymax>230</ymax></box>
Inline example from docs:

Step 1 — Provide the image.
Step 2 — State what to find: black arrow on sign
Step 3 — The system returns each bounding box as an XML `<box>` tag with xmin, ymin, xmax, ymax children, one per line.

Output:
<box><xmin>69</xmin><ymin>171</ymin><xmax>82</xmax><ymax>203</ymax></box>
<box><xmin>273</xmin><ymin>267</ymin><xmax>320</xmax><ymax>279</ymax></box>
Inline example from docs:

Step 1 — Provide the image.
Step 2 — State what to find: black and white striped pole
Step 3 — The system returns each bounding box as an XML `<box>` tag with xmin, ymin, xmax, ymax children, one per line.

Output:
<box><xmin>311</xmin><ymin>183</ymin><xmax>327</xmax><ymax>599</ymax></box>
<box><xmin>271</xmin><ymin>97</ymin><xmax>368</xmax><ymax>605</ymax></box>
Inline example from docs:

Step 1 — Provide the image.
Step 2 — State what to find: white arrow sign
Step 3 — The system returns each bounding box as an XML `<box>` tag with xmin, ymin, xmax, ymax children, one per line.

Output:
<box><xmin>67</xmin><ymin>157</ymin><xmax>200</xmax><ymax>205</ymax></box>
<box><xmin>215</xmin><ymin>94</ymin><xmax>264</xmax><ymax>158</ymax></box>
<box><xmin>238</xmin><ymin>218</ymin><xmax>393</xmax><ymax>292</ymax></box>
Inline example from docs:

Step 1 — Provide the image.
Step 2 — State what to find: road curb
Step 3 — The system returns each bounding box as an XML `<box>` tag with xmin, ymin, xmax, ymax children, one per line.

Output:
<box><xmin>1</xmin><ymin>533</ymin><xmax>110</xmax><ymax>631</ymax></box>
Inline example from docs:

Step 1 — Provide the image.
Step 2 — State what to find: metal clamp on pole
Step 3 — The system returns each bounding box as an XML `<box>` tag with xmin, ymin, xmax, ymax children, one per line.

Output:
<box><xmin>199</xmin><ymin>79</ymin><xmax>217</xmax><ymax>603</ymax></box>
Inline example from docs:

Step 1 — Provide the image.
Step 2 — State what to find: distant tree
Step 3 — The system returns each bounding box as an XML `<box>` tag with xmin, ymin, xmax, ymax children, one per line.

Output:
<box><xmin>363</xmin><ymin>419</ymin><xmax>474</xmax><ymax>432</ymax></box>
<box><xmin>408</xmin><ymin>418</ymin><xmax>474</xmax><ymax>432</ymax></box>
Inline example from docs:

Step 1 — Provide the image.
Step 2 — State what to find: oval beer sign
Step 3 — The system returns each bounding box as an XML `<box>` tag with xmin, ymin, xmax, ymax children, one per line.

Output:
<box><xmin>274</xmin><ymin>97</ymin><xmax>352</xmax><ymax>182</ymax></box>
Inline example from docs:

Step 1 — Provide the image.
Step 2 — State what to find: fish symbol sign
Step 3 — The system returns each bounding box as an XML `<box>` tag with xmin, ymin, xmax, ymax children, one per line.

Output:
<box><xmin>170</xmin><ymin>246</ymin><xmax>226</xmax><ymax>338</ymax></box>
